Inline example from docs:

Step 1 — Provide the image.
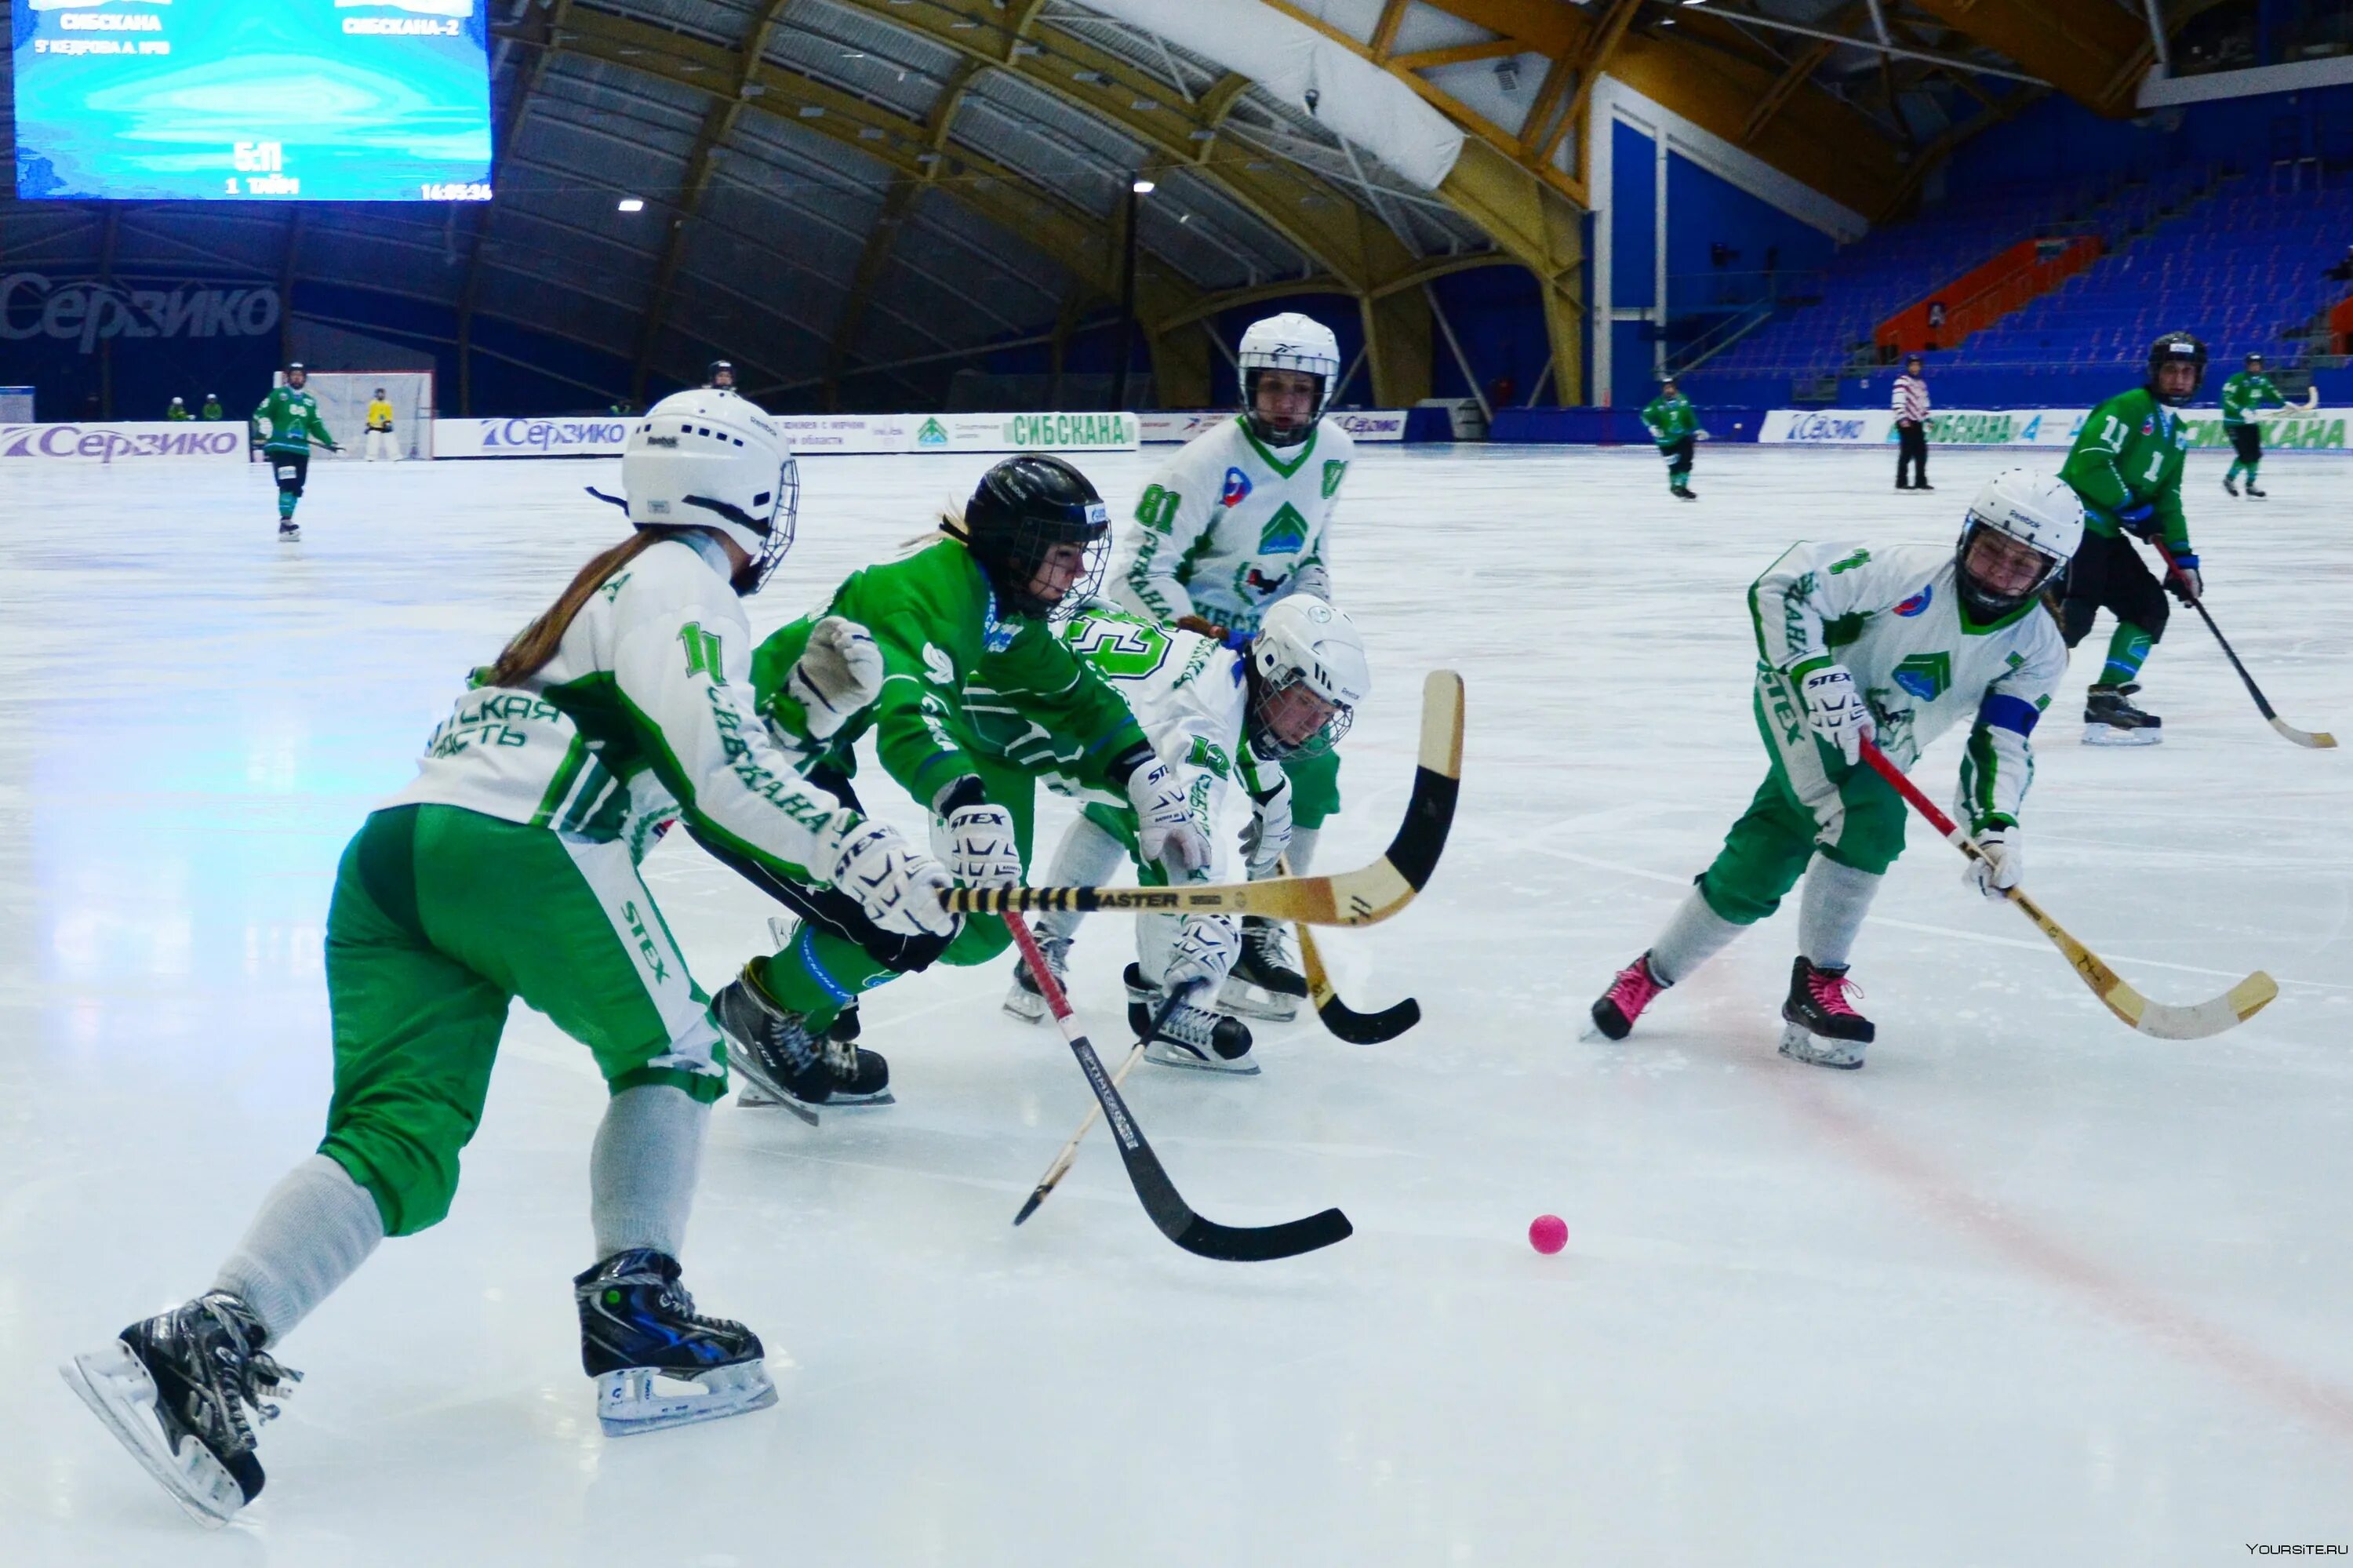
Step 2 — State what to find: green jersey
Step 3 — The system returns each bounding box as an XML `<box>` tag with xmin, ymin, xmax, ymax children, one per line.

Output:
<box><xmin>1642</xmin><ymin>393</ymin><xmax>1697</xmax><ymax>446</ymax></box>
<box><xmin>202</xmin><ymin>398</ymin><xmax>224</xmax><ymax>420</ymax></box>
<box><xmin>2060</xmin><ymin>387</ymin><xmax>2191</xmax><ymax>548</ymax></box>
<box><xmin>252</xmin><ymin>384</ymin><xmax>336</xmax><ymax>456</ymax></box>
<box><xmin>752</xmin><ymin>537</ymin><xmax>1147</xmax><ymax>809</ymax></box>
<box><xmin>2220</xmin><ymin>371</ymin><xmax>2286</xmax><ymax>427</ymax></box>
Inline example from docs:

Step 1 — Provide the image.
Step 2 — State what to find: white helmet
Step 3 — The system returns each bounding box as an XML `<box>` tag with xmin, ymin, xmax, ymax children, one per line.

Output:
<box><xmin>1238</xmin><ymin>311</ymin><xmax>1341</xmax><ymax>446</ymax></box>
<box><xmin>1956</xmin><ymin>467</ymin><xmax>2082</xmax><ymax>616</ymax></box>
<box><xmin>1247</xmin><ymin>595</ymin><xmax>1369</xmax><ymax>759</ymax></box>
<box><xmin>618</xmin><ymin>388</ymin><xmax>799</xmax><ymax>592</ymax></box>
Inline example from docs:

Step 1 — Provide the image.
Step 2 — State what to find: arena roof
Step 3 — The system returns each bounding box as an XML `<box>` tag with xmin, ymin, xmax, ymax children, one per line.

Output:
<box><xmin>0</xmin><ymin>1</ymin><xmax>2171</xmax><ymax>410</ymax></box>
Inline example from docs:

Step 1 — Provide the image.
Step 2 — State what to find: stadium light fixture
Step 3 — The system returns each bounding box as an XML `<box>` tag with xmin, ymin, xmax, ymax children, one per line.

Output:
<box><xmin>1132</xmin><ymin>177</ymin><xmax>1156</xmax><ymax>194</ymax></box>
<box><xmin>618</xmin><ymin>197</ymin><xmax>646</xmax><ymax>212</ymax></box>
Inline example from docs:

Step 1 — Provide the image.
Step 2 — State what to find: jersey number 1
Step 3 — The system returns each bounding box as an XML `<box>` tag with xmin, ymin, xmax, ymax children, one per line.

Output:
<box><xmin>679</xmin><ymin>624</ymin><xmax>726</xmax><ymax>683</ymax></box>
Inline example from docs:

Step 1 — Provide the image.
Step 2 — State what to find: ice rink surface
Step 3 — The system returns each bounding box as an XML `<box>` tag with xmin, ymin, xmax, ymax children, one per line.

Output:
<box><xmin>3</xmin><ymin>440</ymin><xmax>2349</xmax><ymax>1566</ymax></box>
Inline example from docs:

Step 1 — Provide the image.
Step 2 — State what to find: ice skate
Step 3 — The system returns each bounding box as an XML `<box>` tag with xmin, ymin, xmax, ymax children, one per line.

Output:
<box><xmin>2246</xmin><ymin>481</ymin><xmax>2266</xmax><ymax>498</ymax></box>
<box><xmin>2223</xmin><ymin>473</ymin><xmax>2240</xmax><ymax>497</ymax></box>
<box><xmin>714</xmin><ymin>965</ymin><xmax>890</xmax><ymax>1122</ymax></box>
<box><xmin>1129</xmin><ymin>963</ymin><xmax>1257</xmax><ymax>1073</ymax></box>
<box><xmin>1586</xmin><ymin>951</ymin><xmax>1667</xmax><ymax>1042</ymax></box>
<box><xmin>1777</xmin><ymin>958</ymin><xmax>1874</xmax><ymax>1069</ymax></box>
<box><xmin>1674</xmin><ymin>486</ymin><xmax>1698</xmax><ymax>501</ymax></box>
<box><xmin>60</xmin><ymin>1291</ymin><xmax>300</xmax><ymax>1525</ymax></box>
<box><xmin>576</xmin><ymin>1250</ymin><xmax>776</xmax><ymax>1436</ymax></box>
<box><xmin>1217</xmin><ymin>915</ymin><xmax>1305</xmax><ymax>1022</ymax></box>
<box><xmin>277</xmin><ymin>522</ymin><xmax>300</xmax><ymax>542</ymax></box>
<box><xmin>2082</xmin><ymin>683</ymin><xmax>2162</xmax><ymax>747</ymax></box>
<box><xmin>1003</xmin><ymin>930</ymin><xmax>1070</xmax><ymax>1024</ymax></box>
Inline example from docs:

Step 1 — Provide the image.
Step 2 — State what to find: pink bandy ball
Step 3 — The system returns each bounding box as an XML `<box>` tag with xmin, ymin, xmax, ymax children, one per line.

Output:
<box><xmin>1527</xmin><ymin>1214</ymin><xmax>1568</xmax><ymax>1255</ymax></box>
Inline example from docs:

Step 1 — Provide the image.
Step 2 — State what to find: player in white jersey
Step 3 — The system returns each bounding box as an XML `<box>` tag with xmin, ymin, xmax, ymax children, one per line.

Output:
<box><xmin>60</xmin><ymin>390</ymin><xmax>954</xmax><ymax>1524</ymax></box>
<box><xmin>1111</xmin><ymin>311</ymin><xmax>1355</xmax><ymax>1017</ymax></box>
<box><xmin>1006</xmin><ymin>595</ymin><xmax>1369</xmax><ymax>1069</ymax></box>
<box><xmin>1587</xmin><ymin>468</ymin><xmax>2080</xmax><ymax>1069</ymax></box>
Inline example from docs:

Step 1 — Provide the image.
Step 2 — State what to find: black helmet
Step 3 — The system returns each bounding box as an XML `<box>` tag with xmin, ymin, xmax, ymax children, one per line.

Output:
<box><xmin>954</xmin><ymin>453</ymin><xmax>1109</xmax><ymax>620</ymax></box>
<box><xmin>285</xmin><ymin>361</ymin><xmax>307</xmax><ymax>386</ymax></box>
<box><xmin>2246</xmin><ymin>351</ymin><xmax>2264</xmax><ymax>369</ymax></box>
<box><xmin>707</xmin><ymin>359</ymin><xmax>735</xmax><ymax>388</ymax></box>
<box><xmin>2146</xmin><ymin>332</ymin><xmax>2206</xmax><ymax>406</ymax></box>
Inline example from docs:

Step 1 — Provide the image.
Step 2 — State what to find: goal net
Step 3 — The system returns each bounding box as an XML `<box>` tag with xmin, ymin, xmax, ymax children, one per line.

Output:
<box><xmin>288</xmin><ymin>371</ymin><xmax>435</xmax><ymax>460</ymax></box>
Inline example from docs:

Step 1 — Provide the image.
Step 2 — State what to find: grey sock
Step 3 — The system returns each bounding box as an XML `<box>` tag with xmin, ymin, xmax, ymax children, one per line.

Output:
<box><xmin>213</xmin><ymin>1155</ymin><xmax>385</xmax><ymax>1343</ymax></box>
<box><xmin>591</xmin><ymin>1084</ymin><xmax>707</xmax><ymax>1261</ymax></box>
<box><xmin>1287</xmin><ymin>826</ymin><xmax>1322</xmax><ymax>875</ymax></box>
<box><xmin>1036</xmin><ymin>813</ymin><xmax>1126</xmax><ymax>949</ymax></box>
<box><xmin>1798</xmin><ymin>857</ymin><xmax>1882</xmax><ymax>971</ymax></box>
<box><xmin>1647</xmin><ymin>887</ymin><xmax>1747</xmax><ymax>986</ymax></box>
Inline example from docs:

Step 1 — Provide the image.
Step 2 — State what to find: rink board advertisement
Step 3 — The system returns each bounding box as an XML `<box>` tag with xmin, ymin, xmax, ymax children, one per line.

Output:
<box><xmin>1762</xmin><ymin>407</ymin><xmax>2353</xmax><ymax>450</ymax></box>
<box><xmin>433</xmin><ymin>412</ymin><xmax>1142</xmax><ymax>458</ymax></box>
<box><xmin>0</xmin><ymin>420</ymin><xmax>247</xmax><ymax>463</ymax></box>
<box><xmin>1140</xmin><ymin>410</ymin><xmax>1409</xmax><ymax>442</ymax></box>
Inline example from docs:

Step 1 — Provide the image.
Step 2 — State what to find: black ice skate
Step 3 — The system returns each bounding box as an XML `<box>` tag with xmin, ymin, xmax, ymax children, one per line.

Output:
<box><xmin>277</xmin><ymin>522</ymin><xmax>300</xmax><ymax>542</ymax></box>
<box><xmin>1128</xmin><ymin>963</ymin><xmax>1257</xmax><ymax>1074</ymax></box>
<box><xmin>2083</xmin><ymin>683</ymin><xmax>2162</xmax><ymax>747</ymax></box>
<box><xmin>712</xmin><ymin>963</ymin><xmax>891</xmax><ymax>1126</ymax></box>
<box><xmin>60</xmin><ymin>1291</ymin><xmax>300</xmax><ymax>1525</ymax></box>
<box><xmin>1778</xmin><ymin>958</ymin><xmax>1874</xmax><ymax>1069</ymax></box>
<box><xmin>2246</xmin><ymin>480</ymin><xmax>2267</xmax><ymax>498</ymax></box>
<box><xmin>2223</xmin><ymin>473</ymin><xmax>2240</xmax><ymax>497</ymax></box>
<box><xmin>1004</xmin><ymin>930</ymin><xmax>1071</xmax><ymax>1024</ymax></box>
<box><xmin>576</xmin><ymin>1250</ymin><xmax>776</xmax><ymax>1437</ymax></box>
<box><xmin>1217</xmin><ymin>915</ymin><xmax>1307</xmax><ymax>1022</ymax></box>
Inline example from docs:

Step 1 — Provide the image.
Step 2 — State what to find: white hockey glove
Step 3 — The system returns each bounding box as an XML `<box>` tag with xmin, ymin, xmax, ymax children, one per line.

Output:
<box><xmin>1796</xmin><ymin>660</ymin><xmax>1875</xmax><ymax>766</ymax></box>
<box><xmin>930</xmin><ymin>795</ymin><xmax>1023</xmax><ymax>889</ymax></box>
<box><xmin>1164</xmin><ymin>914</ymin><xmax>1241</xmax><ymax>994</ymax></box>
<box><xmin>1966</xmin><ymin>826</ymin><xmax>2023</xmax><ymax>900</ymax></box>
<box><xmin>824</xmin><ymin>814</ymin><xmax>956</xmax><ymax>938</ymax></box>
<box><xmin>1242</xmin><ymin>775</ymin><xmax>1294</xmax><ymax>881</ymax></box>
<box><xmin>786</xmin><ymin>616</ymin><xmax>883</xmax><ymax>740</ymax></box>
<box><xmin>1126</xmin><ymin>759</ymin><xmax>1211</xmax><ymax>875</ymax></box>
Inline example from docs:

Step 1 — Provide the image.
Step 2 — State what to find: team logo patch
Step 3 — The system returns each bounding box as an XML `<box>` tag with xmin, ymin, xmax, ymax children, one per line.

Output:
<box><xmin>1891</xmin><ymin>651</ymin><xmax>1952</xmax><ymax>701</ymax></box>
<box><xmin>1257</xmin><ymin>501</ymin><xmax>1307</xmax><ymax>555</ymax></box>
<box><xmin>2140</xmin><ymin>418</ymin><xmax>2155</xmax><ymax>437</ymax></box>
<box><xmin>1220</xmin><ymin>467</ymin><xmax>1253</xmax><ymax>508</ymax></box>
<box><xmin>1894</xmin><ymin>584</ymin><xmax>1933</xmax><ymax>617</ymax></box>
<box><xmin>922</xmin><ymin>642</ymin><xmax>955</xmax><ymax>684</ymax></box>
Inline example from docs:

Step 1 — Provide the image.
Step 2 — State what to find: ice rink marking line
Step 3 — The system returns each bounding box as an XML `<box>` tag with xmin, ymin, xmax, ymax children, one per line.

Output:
<box><xmin>1777</xmin><ymin>1082</ymin><xmax>2353</xmax><ymax>1446</ymax></box>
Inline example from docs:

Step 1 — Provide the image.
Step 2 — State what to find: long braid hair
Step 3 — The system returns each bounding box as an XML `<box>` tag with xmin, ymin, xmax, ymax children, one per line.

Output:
<box><xmin>483</xmin><ymin>529</ymin><xmax>669</xmax><ymax>688</ymax></box>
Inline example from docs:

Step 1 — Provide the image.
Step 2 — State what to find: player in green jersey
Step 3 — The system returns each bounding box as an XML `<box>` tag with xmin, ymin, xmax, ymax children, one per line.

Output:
<box><xmin>2055</xmin><ymin>333</ymin><xmax>2207</xmax><ymax>743</ymax></box>
<box><xmin>1642</xmin><ymin>377</ymin><xmax>1700</xmax><ymax>499</ymax></box>
<box><xmin>251</xmin><ymin>362</ymin><xmax>340</xmax><ymax>540</ymax></box>
<box><xmin>2220</xmin><ymin>352</ymin><xmax>2288</xmax><ymax>498</ymax></box>
<box><xmin>707</xmin><ymin>455</ymin><xmax>1214</xmax><ymax>1116</ymax></box>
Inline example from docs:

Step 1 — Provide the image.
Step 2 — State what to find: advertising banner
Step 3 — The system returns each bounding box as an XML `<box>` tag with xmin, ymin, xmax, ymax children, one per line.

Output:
<box><xmin>0</xmin><ymin>421</ymin><xmax>247</xmax><ymax>463</ymax></box>
<box><xmin>437</xmin><ymin>411</ymin><xmax>1142</xmax><ymax>458</ymax></box>
<box><xmin>1762</xmin><ymin>407</ymin><xmax>2351</xmax><ymax>450</ymax></box>
<box><xmin>432</xmin><ymin>417</ymin><xmax>633</xmax><ymax>458</ymax></box>
<box><xmin>1139</xmin><ymin>409</ymin><xmax>1408</xmax><ymax>442</ymax></box>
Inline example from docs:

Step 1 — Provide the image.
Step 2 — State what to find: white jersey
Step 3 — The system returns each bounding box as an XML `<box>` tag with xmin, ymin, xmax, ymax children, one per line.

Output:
<box><xmin>387</xmin><ymin>532</ymin><xmax>853</xmax><ymax>875</ymax></box>
<box><xmin>1750</xmin><ymin>540</ymin><xmax>2065</xmax><ymax>831</ymax></box>
<box><xmin>1111</xmin><ymin>413</ymin><xmax>1352</xmax><ymax>633</ymax></box>
<box><xmin>1048</xmin><ymin>600</ymin><xmax>1282</xmax><ymax>878</ymax></box>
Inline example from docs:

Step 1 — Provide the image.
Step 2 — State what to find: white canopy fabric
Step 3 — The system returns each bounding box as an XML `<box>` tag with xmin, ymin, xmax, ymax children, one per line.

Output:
<box><xmin>1083</xmin><ymin>0</ymin><xmax>1467</xmax><ymax>191</ymax></box>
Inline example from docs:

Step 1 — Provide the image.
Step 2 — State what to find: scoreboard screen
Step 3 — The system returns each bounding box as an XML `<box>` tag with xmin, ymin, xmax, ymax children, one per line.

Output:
<box><xmin>12</xmin><ymin>0</ymin><xmax>494</xmax><ymax>202</ymax></box>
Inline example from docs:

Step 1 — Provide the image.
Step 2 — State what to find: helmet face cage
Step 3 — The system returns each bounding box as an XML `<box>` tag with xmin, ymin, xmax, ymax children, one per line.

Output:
<box><xmin>740</xmin><ymin>454</ymin><xmax>800</xmax><ymax>594</ymax></box>
<box><xmin>2147</xmin><ymin>333</ymin><xmax>2207</xmax><ymax>406</ymax></box>
<box><xmin>1954</xmin><ymin>514</ymin><xmax>2064</xmax><ymax>617</ymax></box>
<box><xmin>1242</xmin><ymin>366</ymin><xmax>1332</xmax><ymax>446</ymax></box>
<box><xmin>983</xmin><ymin>512</ymin><xmax>1107</xmax><ymax>621</ymax></box>
<box><xmin>1245</xmin><ymin>662</ymin><xmax>1354</xmax><ymax>762</ymax></box>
